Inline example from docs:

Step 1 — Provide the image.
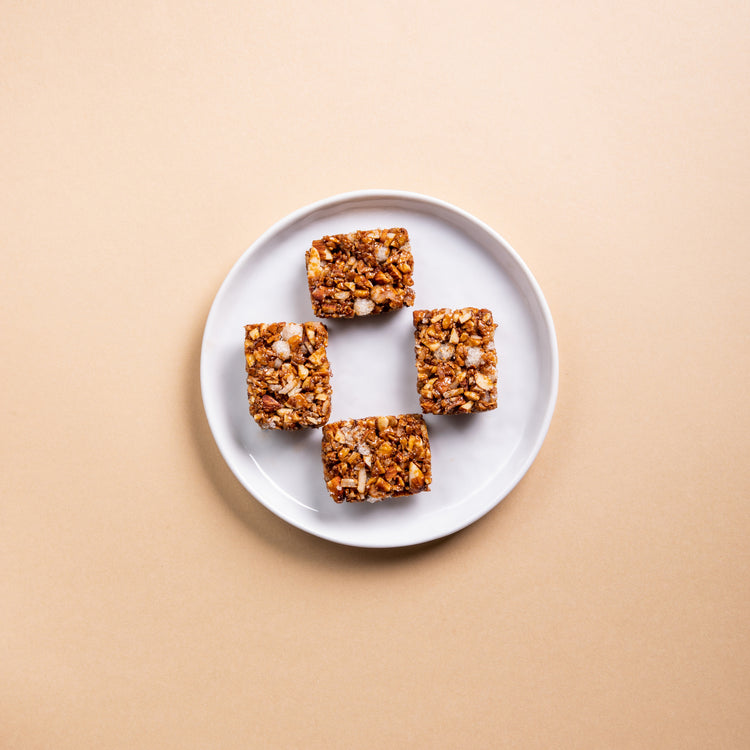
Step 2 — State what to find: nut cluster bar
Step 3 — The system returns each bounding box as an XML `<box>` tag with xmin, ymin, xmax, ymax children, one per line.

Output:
<box><xmin>413</xmin><ymin>307</ymin><xmax>498</xmax><ymax>414</ymax></box>
<box><xmin>244</xmin><ymin>322</ymin><xmax>332</xmax><ymax>429</ymax></box>
<box><xmin>321</xmin><ymin>414</ymin><xmax>432</xmax><ymax>503</ymax></box>
<box><xmin>305</xmin><ymin>228</ymin><xmax>415</xmax><ymax>318</ymax></box>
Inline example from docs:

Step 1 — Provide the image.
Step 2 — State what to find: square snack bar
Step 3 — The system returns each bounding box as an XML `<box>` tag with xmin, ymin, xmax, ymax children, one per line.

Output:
<box><xmin>244</xmin><ymin>322</ymin><xmax>332</xmax><ymax>429</ymax></box>
<box><xmin>305</xmin><ymin>228</ymin><xmax>415</xmax><ymax>317</ymax></box>
<box><xmin>321</xmin><ymin>414</ymin><xmax>432</xmax><ymax>503</ymax></box>
<box><xmin>413</xmin><ymin>307</ymin><xmax>498</xmax><ymax>414</ymax></box>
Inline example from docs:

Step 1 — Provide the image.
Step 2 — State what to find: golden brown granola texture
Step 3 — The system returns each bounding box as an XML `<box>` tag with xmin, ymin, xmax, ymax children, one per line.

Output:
<box><xmin>413</xmin><ymin>307</ymin><xmax>498</xmax><ymax>415</ymax></box>
<box><xmin>244</xmin><ymin>322</ymin><xmax>332</xmax><ymax>429</ymax></box>
<box><xmin>305</xmin><ymin>228</ymin><xmax>415</xmax><ymax>318</ymax></box>
<box><xmin>321</xmin><ymin>414</ymin><xmax>432</xmax><ymax>503</ymax></box>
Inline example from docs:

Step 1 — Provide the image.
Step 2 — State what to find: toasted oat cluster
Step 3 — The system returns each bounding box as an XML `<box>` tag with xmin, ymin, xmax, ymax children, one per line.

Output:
<box><xmin>413</xmin><ymin>308</ymin><xmax>498</xmax><ymax>415</ymax></box>
<box><xmin>244</xmin><ymin>322</ymin><xmax>332</xmax><ymax>429</ymax></box>
<box><xmin>321</xmin><ymin>414</ymin><xmax>432</xmax><ymax>503</ymax></box>
<box><xmin>305</xmin><ymin>228</ymin><xmax>415</xmax><ymax>317</ymax></box>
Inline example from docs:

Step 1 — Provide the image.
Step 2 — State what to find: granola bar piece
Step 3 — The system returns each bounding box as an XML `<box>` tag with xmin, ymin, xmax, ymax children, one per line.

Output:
<box><xmin>413</xmin><ymin>308</ymin><xmax>498</xmax><ymax>415</ymax></box>
<box><xmin>244</xmin><ymin>322</ymin><xmax>332</xmax><ymax>429</ymax></box>
<box><xmin>305</xmin><ymin>228</ymin><xmax>415</xmax><ymax>317</ymax></box>
<box><xmin>321</xmin><ymin>414</ymin><xmax>432</xmax><ymax>503</ymax></box>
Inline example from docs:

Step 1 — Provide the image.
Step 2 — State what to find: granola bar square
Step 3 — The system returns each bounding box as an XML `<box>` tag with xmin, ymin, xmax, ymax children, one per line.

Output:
<box><xmin>244</xmin><ymin>322</ymin><xmax>332</xmax><ymax>429</ymax></box>
<box><xmin>321</xmin><ymin>414</ymin><xmax>432</xmax><ymax>503</ymax></box>
<box><xmin>305</xmin><ymin>228</ymin><xmax>415</xmax><ymax>318</ymax></box>
<box><xmin>413</xmin><ymin>308</ymin><xmax>498</xmax><ymax>415</ymax></box>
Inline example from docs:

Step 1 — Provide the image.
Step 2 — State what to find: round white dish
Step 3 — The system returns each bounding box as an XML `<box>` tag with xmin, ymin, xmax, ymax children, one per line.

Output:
<box><xmin>200</xmin><ymin>190</ymin><xmax>558</xmax><ymax>548</ymax></box>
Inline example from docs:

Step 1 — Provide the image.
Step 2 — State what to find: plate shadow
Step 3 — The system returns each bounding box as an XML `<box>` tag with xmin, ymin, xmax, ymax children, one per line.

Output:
<box><xmin>185</xmin><ymin>303</ymin><xmax>498</xmax><ymax>566</ymax></box>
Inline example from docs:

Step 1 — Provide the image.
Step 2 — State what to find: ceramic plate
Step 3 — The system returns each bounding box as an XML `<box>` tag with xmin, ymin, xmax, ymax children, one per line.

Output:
<box><xmin>200</xmin><ymin>190</ymin><xmax>558</xmax><ymax>547</ymax></box>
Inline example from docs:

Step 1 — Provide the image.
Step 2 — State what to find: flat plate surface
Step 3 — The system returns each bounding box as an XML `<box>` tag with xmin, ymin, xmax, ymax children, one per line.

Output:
<box><xmin>200</xmin><ymin>190</ymin><xmax>558</xmax><ymax>547</ymax></box>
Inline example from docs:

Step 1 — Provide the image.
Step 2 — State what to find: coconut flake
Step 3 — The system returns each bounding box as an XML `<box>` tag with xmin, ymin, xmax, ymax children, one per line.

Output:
<box><xmin>375</xmin><ymin>245</ymin><xmax>389</xmax><ymax>262</ymax></box>
<box><xmin>279</xmin><ymin>377</ymin><xmax>296</xmax><ymax>395</ymax></box>
<box><xmin>466</xmin><ymin>347</ymin><xmax>483</xmax><ymax>367</ymax></box>
<box><xmin>339</xmin><ymin>425</ymin><xmax>355</xmax><ymax>445</ymax></box>
<box><xmin>272</xmin><ymin>339</ymin><xmax>291</xmax><ymax>360</ymax></box>
<box><xmin>434</xmin><ymin>343</ymin><xmax>455</xmax><ymax>361</ymax></box>
<box><xmin>354</xmin><ymin>298</ymin><xmax>375</xmax><ymax>316</ymax></box>
<box><xmin>281</xmin><ymin>322</ymin><xmax>303</xmax><ymax>341</ymax></box>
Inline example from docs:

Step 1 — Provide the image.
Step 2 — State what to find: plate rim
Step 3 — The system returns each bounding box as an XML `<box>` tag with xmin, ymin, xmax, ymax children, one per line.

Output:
<box><xmin>200</xmin><ymin>188</ymin><xmax>559</xmax><ymax>548</ymax></box>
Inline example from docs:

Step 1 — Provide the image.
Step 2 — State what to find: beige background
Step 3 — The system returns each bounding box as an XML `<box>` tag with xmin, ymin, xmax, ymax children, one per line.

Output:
<box><xmin>2</xmin><ymin>1</ymin><xmax>749</xmax><ymax>747</ymax></box>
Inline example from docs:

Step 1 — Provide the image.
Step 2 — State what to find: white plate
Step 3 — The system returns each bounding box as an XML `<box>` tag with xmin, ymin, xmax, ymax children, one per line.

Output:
<box><xmin>200</xmin><ymin>190</ymin><xmax>558</xmax><ymax>548</ymax></box>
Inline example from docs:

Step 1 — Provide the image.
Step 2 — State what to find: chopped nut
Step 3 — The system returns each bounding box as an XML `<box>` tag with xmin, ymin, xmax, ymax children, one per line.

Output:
<box><xmin>475</xmin><ymin>372</ymin><xmax>493</xmax><ymax>391</ymax></box>
<box><xmin>408</xmin><ymin>462</ymin><xmax>424</xmax><ymax>490</ymax></box>
<box><xmin>308</xmin><ymin>347</ymin><xmax>326</xmax><ymax>367</ymax></box>
<box><xmin>261</xmin><ymin>395</ymin><xmax>282</xmax><ymax>411</ymax></box>
<box><xmin>307</xmin><ymin>247</ymin><xmax>322</xmax><ymax>279</ymax></box>
<box><xmin>369</xmin><ymin>286</ymin><xmax>389</xmax><ymax>304</ymax></box>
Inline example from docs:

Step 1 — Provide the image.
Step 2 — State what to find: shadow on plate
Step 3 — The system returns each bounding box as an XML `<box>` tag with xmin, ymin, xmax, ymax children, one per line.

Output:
<box><xmin>185</xmin><ymin>303</ymin><xmax>508</xmax><ymax>565</ymax></box>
